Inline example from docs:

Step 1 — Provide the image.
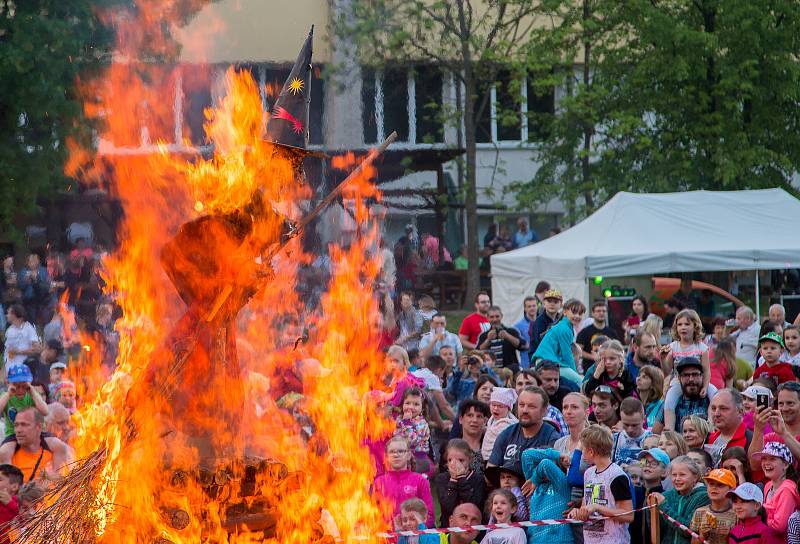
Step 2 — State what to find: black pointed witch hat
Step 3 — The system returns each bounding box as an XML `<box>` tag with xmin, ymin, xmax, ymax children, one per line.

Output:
<box><xmin>265</xmin><ymin>26</ymin><xmax>314</xmax><ymax>155</ymax></box>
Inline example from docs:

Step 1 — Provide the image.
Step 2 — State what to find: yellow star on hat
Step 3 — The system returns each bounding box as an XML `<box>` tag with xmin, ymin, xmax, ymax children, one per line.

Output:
<box><xmin>288</xmin><ymin>77</ymin><xmax>304</xmax><ymax>95</ymax></box>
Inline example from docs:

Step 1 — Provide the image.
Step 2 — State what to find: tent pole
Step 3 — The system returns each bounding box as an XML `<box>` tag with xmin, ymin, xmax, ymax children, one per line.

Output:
<box><xmin>755</xmin><ymin>269</ymin><xmax>761</xmax><ymax>320</ymax></box>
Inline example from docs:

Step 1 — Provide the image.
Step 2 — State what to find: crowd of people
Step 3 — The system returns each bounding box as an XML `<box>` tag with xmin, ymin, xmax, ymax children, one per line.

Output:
<box><xmin>371</xmin><ymin>280</ymin><xmax>800</xmax><ymax>544</ymax></box>
<box><xmin>0</xmin><ymin>239</ymin><xmax>114</xmax><ymax>540</ymax></box>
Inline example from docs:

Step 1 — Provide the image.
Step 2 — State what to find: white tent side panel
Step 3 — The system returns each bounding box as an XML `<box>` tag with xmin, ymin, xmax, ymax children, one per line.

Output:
<box><xmin>489</xmin><ymin>188</ymin><xmax>800</xmax><ymax>321</ymax></box>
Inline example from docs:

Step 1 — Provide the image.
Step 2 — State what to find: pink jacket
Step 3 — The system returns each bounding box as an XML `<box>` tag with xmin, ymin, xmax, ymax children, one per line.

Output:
<box><xmin>372</xmin><ymin>469</ymin><xmax>434</xmax><ymax>527</ymax></box>
<box><xmin>763</xmin><ymin>479</ymin><xmax>800</xmax><ymax>543</ymax></box>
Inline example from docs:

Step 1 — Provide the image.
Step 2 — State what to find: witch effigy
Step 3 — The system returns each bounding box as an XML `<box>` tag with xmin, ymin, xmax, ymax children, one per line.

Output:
<box><xmin>13</xmin><ymin>28</ymin><xmax>396</xmax><ymax>543</ymax></box>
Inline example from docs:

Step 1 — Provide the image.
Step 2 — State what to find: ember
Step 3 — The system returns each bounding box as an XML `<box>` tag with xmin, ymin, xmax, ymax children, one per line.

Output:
<box><xmin>12</xmin><ymin>5</ymin><xmax>396</xmax><ymax>544</ymax></box>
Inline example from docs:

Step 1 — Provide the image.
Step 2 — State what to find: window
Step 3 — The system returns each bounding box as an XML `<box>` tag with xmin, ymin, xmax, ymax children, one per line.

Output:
<box><xmin>474</xmin><ymin>70</ymin><xmax>555</xmax><ymax>144</ymax></box>
<box><xmin>362</xmin><ymin>65</ymin><xmax>445</xmax><ymax>145</ymax></box>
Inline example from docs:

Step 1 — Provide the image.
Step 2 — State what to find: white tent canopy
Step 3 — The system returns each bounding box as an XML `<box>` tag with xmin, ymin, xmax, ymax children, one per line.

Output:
<box><xmin>491</xmin><ymin>189</ymin><xmax>800</xmax><ymax>322</ymax></box>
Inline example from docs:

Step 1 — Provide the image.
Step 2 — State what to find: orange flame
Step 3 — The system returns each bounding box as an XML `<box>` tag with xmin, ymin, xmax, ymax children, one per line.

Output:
<box><xmin>58</xmin><ymin>4</ymin><xmax>394</xmax><ymax>544</ymax></box>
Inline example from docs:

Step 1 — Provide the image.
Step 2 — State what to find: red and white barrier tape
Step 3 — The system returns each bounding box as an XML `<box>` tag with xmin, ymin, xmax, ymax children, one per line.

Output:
<box><xmin>658</xmin><ymin>509</ymin><xmax>705</xmax><ymax>543</ymax></box>
<box><xmin>377</xmin><ymin>505</ymin><xmax>651</xmax><ymax>538</ymax></box>
<box><xmin>376</xmin><ymin>504</ymin><xmax>705</xmax><ymax>542</ymax></box>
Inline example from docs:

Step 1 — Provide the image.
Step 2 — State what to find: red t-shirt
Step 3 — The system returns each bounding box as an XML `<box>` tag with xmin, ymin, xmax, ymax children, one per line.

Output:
<box><xmin>753</xmin><ymin>362</ymin><xmax>795</xmax><ymax>385</ymax></box>
<box><xmin>0</xmin><ymin>495</ymin><xmax>18</xmax><ymax>544</ymax></box>
<box><xmin>458</xmin><ymin>313</ymin><xmax>489</xmax><ymax>345</ymax></box>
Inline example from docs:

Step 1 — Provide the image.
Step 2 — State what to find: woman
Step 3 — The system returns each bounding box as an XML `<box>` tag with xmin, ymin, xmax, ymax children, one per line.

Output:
<box><xmin>447</xmin><ymin>375</ymin><xmax>497</xmax><ymax>440</ymax></box>
<box><xmin>680</xmin><ymin>414</ymin><xmax>712</xmax><ymax>450</ymax></box>
<box><xmin>395</xmin><ymin>292</ymin><xmax>424</xmax><ymax>352</ymax></box>
<box><xmin>649</xmin><ymin>455</ymin><xmax>710</xmax><ymax>544</ymax></box>
<box><xmin>624</xmin><ymin>295</ymin><xmax>650</xmax><ymax>343</ymax></box>
<box><xmin>635</xmin><ymin>365</ymin><xmax>665</xmax><ymax>433</ymax></box>
<box><xmin>640</xmin><ymin>314</ymin><xmax>665</xmax><ymax>352</ymax></box>
<box><xmin>704</xmin><ymin>317</ymin><xmax>727</xmax><ymax>348</ymax></box>
<box><xmin>553</xmin><ymin>392</ymin><xmax>589</xmax><ymax>544</ymax></box>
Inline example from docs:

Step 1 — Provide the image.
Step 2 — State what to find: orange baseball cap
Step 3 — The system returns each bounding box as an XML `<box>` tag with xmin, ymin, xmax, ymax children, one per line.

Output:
<box><xmin>703</xmin><ymin>468</ymin><xmax>737</xmax><ymax>489</ymax></box>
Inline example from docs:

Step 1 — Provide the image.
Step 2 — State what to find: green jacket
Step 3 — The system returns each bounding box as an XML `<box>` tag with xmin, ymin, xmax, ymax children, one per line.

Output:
<box><xmin>659</xmin><ymin>484</ymin><xmax>710</xmax><ymax>544</ymax></box>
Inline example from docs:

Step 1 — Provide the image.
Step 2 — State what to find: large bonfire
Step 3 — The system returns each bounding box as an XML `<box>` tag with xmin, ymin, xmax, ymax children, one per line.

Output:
<box><xmin>20</xmin><ymin>3</ymin><xmax>395</xmax><ymax>543</ymax></box>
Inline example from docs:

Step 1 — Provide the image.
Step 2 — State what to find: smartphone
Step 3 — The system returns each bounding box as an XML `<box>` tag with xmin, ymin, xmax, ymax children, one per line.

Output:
<box><xmin>757</xmin><ymin>394</ymin><xmax>770</xmax><ymax>411</ymax></box>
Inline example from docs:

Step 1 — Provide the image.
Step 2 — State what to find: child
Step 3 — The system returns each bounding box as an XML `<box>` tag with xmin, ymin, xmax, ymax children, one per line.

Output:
<box><xmin>642</xmin><ymin>434</ymin><xmax>660</xmax><ymax>450</ymax></box>
<box><xmin>658</xmin><ymin>430</ymin><xmax>688</xmax><ymax>460</ymax></box>
<box><xmin>531</xmin><ymin>298</ymin><xmax>587</xmax><ymax>389</ymax></box>
<box><xmin>51</xmin><ymin>380</ymin><xmax>77</xmax><ymax>414</ymax></box>
<box><xmin>635</xmin><ymin>365</ymin><xmax>665</xmax><ymax>432</ymax></box>
<box><xmin>741</xmin><ymin>385</ymin><xmax>773</xmax><ymax>431</ymax></box>
<box><xmin>687</xmin><ymin>448</ymin><xmax>713</xmax><ymax>476</ymax></box>
<box><xmin>631</xmin><ymin>448</ymin><xmax>670</xmax><ymax>544</ymax></box>
<box><xmin>663</xmin><ymin>309</ymin><xmax>710</xmax><ymax>431</ymax></box>
<box><xmin>728</xmin><ymin>483</ymin><xmax>769</xmax><ymax>544</ymax></box>
<box><xmin>753</xmin><ymin>333</ymin><xmax>795</xmax><ymax>385</ymax></box>
<box><xmin>372</xmin><ymin>436</ymin><xmax>434</xmax><ymax>528</ymax></box>
<box><xmin>396</xmin><ymin>498</ymin><xmax>438</xmax><ymax>544</ymax></box>
<box><xmin>0</xmin><ymin>364</ymin><xmax>48</xmax><ymax>436</ymax></box>
<box><xmin>485</xmin><ymin>464</ymin><xmax>527</xmax><ymax>523</ymax></box>
<box><xmin>481</xmin><ymin>388</ymin><xmax>518</xmax><ymax>461</ymax></box>
<box><xmin>434</xmin><ymin>439</ymin><xmax>485</xmax><ymax>527</ymax></box>
<box><xmin>751</xmin><ymin>441</ymin><xmax>800</xmax><ymax>543</ymax></box>
<box><xmin>521</xmin><ymin>448</ymin><xmax>572</xmax><ymax>544</ymax></box>
<box><xmin>784</xmin><ymin>325</ymin><xmax>800</xmax><ymax>368</ymax></box>
<box><xmin>0</xmin><ymin>464</ymin><xmax>21</xmax><ymax>544</ymax></box>
<box><xmin>417</xmin><ymin>295</ymin><xmax>437</xmax><ymax>324</ymax></box>
<box><xmin>480</xmin><ymin>489</ymin><xmax>527</xmax><ymax>544</ymax></box>
<box><xmin>648</xmin><ymin>455</ymin><xmax>710</xmax><ymax>544</ymax></box>
<box><xmin>394</xmin><ymin>387</ymin><xmax>434</xmax><ymax>477</ymax></box>
<box><xmin>611</xmin><ymin>397</ymin><xmax>650</xmax><ymax>466</ymax></box>
<box><xmin>48</xmin><ymin>361</ymin><xmax>67</xmax><ymax>398</ymax></box>
<box><xmin>568</xmin><ymin>425</ymin><xmax>634</xmax><ymax>544</ymax></box>
<box><xmin>584</xmin><ymin>340</ymin><xmax>636</xmax><ymax>400</ymax></box>
<box><xmin>689</xmin><ymin>468</ymin><xmax>737</xmax><ymax>544</ymax></box>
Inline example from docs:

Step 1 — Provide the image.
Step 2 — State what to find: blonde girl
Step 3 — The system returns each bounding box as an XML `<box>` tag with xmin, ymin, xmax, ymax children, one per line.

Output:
<box><xmin>663</xmin><ymin>309</ymin><xmax>710</xmax><ymax>431</ymax></box>
<box><xmin>658</xmin><ymin>430</ymin><xmax>688</xmax><ymax>460</ymax></box>
<box><xmin>636</xmin><ymin>365</ymin><xmax>665</xmax><ymax>433</ymax></box>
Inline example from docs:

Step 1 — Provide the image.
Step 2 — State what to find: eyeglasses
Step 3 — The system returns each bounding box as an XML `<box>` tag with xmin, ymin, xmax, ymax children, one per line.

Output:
<box><xmin>640</xmin><ymin>459</ymin><xmax>662</xmax><ymax>468</ymax></box>
<box><xmin>680</xmin><ymin>372</ymin><xmax>703</xmax><ymax>379</ymax></box>
<box><xmin>595</xmin><ymin>385</ymin><xmax>614</xmax><ymax>394</ymax></box>
<box><xmin>388</xmin><ymin>449</ymin><xmax>409</xmax><ymax>455</ymax></box>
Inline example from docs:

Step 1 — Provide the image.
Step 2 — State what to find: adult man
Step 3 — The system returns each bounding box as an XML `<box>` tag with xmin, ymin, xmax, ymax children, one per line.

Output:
<box><xmin>590</xmin><ymin>386</ymin><xmax>620</xmax><ymax>429</ymax></box>
<box><xmin>576</xmin><ymin>301</ymin><xmax>617</xmax><ymax>371</ymax></box>
<box><xmin>731</xmin><ymin>306</ymin><xmax>760</xmax><ymax>366</ymax></box>
<box><xmin>612</xmin><ymin>398</ymin><xmax>650</xmax><ymax>466</ymax></box>
<box><xmin>3</xmin><ymin>304</ymin><xmax>41</xmax><ymax>369</ymax></box>
<box><xmin>528</xmin><ymin>288</ymin><xmax>562</xmax><ymax>356</ymax></box>
<box><xmin>666</xmin><ymin>358</ymin><xmax>718</xmax><ymax>431</ymax></box>
<box><xmin>440</xmin><ymin>503</ymin><xmax>482</xmax><ymax>543</ymax></box>
<box><xmin>0</xmin><ymin>408</ymin><xmax>71</xmax><ymax>482</ymax></box>
<box><xmin>458</xmin><ymin>292</ymin><xmax>491</xmax><ymax>350</ymax></box>
<box><xmin>46</xmin><ymin>402</ymin><xmax>74</xmax><ymax>445</ymax></box>
<box><xmin>706</xmin><ymin>388</ymin><xmax>750</xmax><ymax>466</ymax></box>
<box><xmin>513</xmin><ymin>217</ymin><xmax>538</xmax><ymax>248</ymax></box>
<box><xmin>749</xmin><ymin>381</ymin><xmax>800</xmax><ymax>473</ymax></box>
<box><xmin>419</xmin><ymin>313</ymin><xmax>463</xmax><ymax>359</ymax></box>
<box><xmin>477</xmin><ymin>306</ymin><xmax>524</xmax><ymax>373</ymax></box>
<box><xmin>438</xmin><ymin>345</ymin><xmax>457</xmax><ymax>371</ymax></box>
<box><xmin>672</xmin><ymin>277</ymin><xmax>697</xmax><ymax>310</ymax></box>
<box><xmin>487</xmin><ymin>386</ymin><xmax>559</xmax><ymax>474</ymax></box>
<box><xmin>454</xmin><ymin>399</ymin><xmax>490</xmax><ymax>461</ymax></box>
<box><xmin>536</xmin><ymin>359</ymin><xmax>579</xmax><ymax>411</ymax></box>
<box><xmin>768</xmin><ymin>303</ymin><xmax>792</xmax><ymax>328</ymax></box>
<box><xmin>25</xmin><ymin>338</ymin><xmax>62</xmax><ymax>386</ymax></box>
<box><xmin>513</xmin><ymin>296</ymin><xmax>538</xmax><ymax>368</ymax></box>
<box><xmin>624</xmin><ymin>331</ymin><xmax>660</xmax><ymax>380</ymax></box>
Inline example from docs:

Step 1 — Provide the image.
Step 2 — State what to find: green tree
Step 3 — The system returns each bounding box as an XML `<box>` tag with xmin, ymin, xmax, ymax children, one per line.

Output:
<box><xmin>515</xmin><ymin>0</ymin><xmax>800</xmax><ymax>221</ymax></box>
<box><xmin>336</xmin><ymin>0</ymin><xmax>542</xmax><ymax>305</ymax></box>
<box><xmin>0</xmin><ymin>1</ymin><xmax>115</xmax><ymax>239</ymax></box>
